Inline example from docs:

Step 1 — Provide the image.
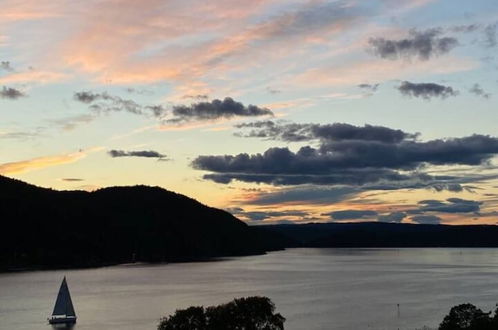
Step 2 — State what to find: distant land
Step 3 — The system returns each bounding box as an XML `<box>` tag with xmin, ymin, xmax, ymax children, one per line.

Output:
<box><xmin>1</xmin><ymin>175</ymin><xmax>498</xmax><ymax>272</ymax></box>
<box><xmin>264</xmin><ymin>222</ymin><xmax>498</xmax><ymax>248</ymax></box>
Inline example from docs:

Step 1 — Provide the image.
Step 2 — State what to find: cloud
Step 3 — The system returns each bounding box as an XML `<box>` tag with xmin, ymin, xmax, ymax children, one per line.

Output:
<box><xmin>0</xmin><ymin>150</ymin><xmax>91</xmax><ymax>175</ymax></box>
<box><xmin>294</xmin><ymin>56</ymin><xmax>476</xmax><ymax>88</ymax></box>
<box><xmin>358</xmin><ymin>83</ymin><xmax>379</xmax><ymax>96</ymax></box>
<box><xmin>449</xmin><ymin>24</ymin><xmax>481</xmax><ymax>33</ymax></box>
<box><xmin>411</xmin><ymin>215</ymin><xmax>441</xmax><ymax>224</ymax></box>
<box><xmin>235</xmin><ymin>121</ymin><xmax>416</xmax><ymax>143</ymax></box>
<box><xmin>266</xmin><ymin>87</ymin><xmax>281</xmax><ymax>94</ymax></box>
<box><xmin>369</xmin><ymin>28</ymin><xmax>458</xmax><ymax>60</ymax></box>
<box><xmin>108</xmin><ymin>149</ymin><xmax>167</xmax><ymax>159</ymax></box>
<box><xmin>169</xmin><ymin>97</ymin><xmax>273</xmax><ymax>123</ymax></box>
<box><xmin>231</xmin><ymin>209</ymin><xmax>309</xmax><ymax>222</ymax></box>
<box><xmin>0</xmin><ymin>86</ymin><xmax>26</xmax><ymax>99</ymax></box>
<box><xmin>398</xmin><ymin>81</ymin><xmax>458</xmax><ymax>100</ymax></box>
<box><xmin>74</xmin><ymin>91</ymin><xmax>101</xmax><ymax>103</ymax></box>
<box><xmin>61</xmin><ymin>178</ymin><xmax>84</xmax><ymax>182</ymax></box>
<box><xmin>201</xmin><ymin>169</ymin><xmax>438</xmax><ymax>187</ymax></box>
<box><xmin>75</xmin><ymin>93</ymin><xmax>271</xmax><ymax>125</ymax></box>
<box><xmin>417</xmin><ymin>198</ymin><xmax>482</xmax><ymax>213</ymax></box>
<box><xmin>429</xmin><ymin>183</ymin><xmax>468</xmax><ymax>192</ymax></box>
<box><xmin>324</xmin><ymin>210</ymin><xmax>378</xmax><ymax>220</ymax></box>
<box><xmin>0</xmin><ymin>130</ymin><xmax>41</xmax><ymax>140</ymax></box>
<box><xmin>50</xmin><ymin>114</ymin><xmax>95</xmax><ymax>131</ymax></box>
<box><xmin>1</xmin><ymin>61</ymin><xmax>13</xmax><ymax>72</ymax></box>
<box><xmin>195</xmin><ymin>121</ymin><xmax>498</xmax><ymax>188</ymax></box>
<box><xmin>358</xmin><ymin>83</ymin><xmax>379</xmax><ymax>91</ymax></box>
<box><xmin>469</xmin><ymin>84</ymin><xmax>491</xmax><ymax>99</ymax></box>
<box><xmin>196</xmin><ymin>136</ymin><xmax>498</xmax><ymax>174</ymax></box>
<box><xmin>244</xmin><ymin>186</ymin><xmax>359</xmax><ymax>205</ymax></box>
<box><xmin>0</xmin><ymin>70</ymin><xmax>66</xmax><ymax>84</ymax></box>
<box><xmin>74</xmin><ymin>91</ymin><xmax>166</xmax><ymax>117</ymax></box>
<box><xmin>484</xmin><ymin>23</ymin><xmax>497</xmax><ymax>47</ymax></box>
<box><xmin>378</xmin><ymin>212</ymin><xmax>407</xmax><ymax>223</ymax></box>
<box><xmin>182</xmin><ymin>94</ymin><xmax>209</xmax><ymax>100</ymax></box>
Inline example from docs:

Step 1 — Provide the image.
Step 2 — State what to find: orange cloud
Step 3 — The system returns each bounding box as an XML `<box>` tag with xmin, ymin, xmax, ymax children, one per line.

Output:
<box><xmin>0</xmin><ymin>148</ymin><xmax>100</xmax><ymax>175</ymax></box>
<box><xmin>0</xmin><ymin>0</ymin><xmax>63</xmax><ymax>22</ymax></box>
<box><xmin>0</xmin><ymin>70</ymin><xmax>67</xmax><ymax>84</ymax></box>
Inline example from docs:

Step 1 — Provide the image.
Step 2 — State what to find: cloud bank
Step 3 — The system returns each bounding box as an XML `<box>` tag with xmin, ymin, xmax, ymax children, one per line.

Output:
<box><xmin>0</xmin><ymin>86</ymin><xmax>25</xmax><ymax>99</ymax></box>
<box><xmin>194</xmin><ymin>122</ymin><xmax>498</xmax><ymax>191</ymax></box>
<box><xmin>369</xmin><ymin>29</ymin><xmax>458</xmax><ymax>60</ymax></box>
<box><xmin>169</xmin><ymin>97</ymin><xmax>273</xmax><ymax>123</ymax></box>
<box><xmin>108</xmin><ymin>150</ymin><xmax>167</xmax><ymax>159</ymax></box>
<box><xmin>398</xmin><ymin>81</ymin><xmax>458</xmax><ymax>99</ymax></box>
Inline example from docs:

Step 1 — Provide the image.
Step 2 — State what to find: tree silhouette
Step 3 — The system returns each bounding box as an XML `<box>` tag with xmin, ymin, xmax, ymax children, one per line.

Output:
<box><xmin>158</xmin><ymin>296</ymin><xmax>285</xmax><ymax>330</ymax></box>
<box><xmin>158</xmin><ymin>306</ymin><xmax>206</xmax><ymax>330</ymax></box>
<box><xmin>439</xmin><ymin>303</ymin><xmax>493</xmax><ymax>330</ymax></box>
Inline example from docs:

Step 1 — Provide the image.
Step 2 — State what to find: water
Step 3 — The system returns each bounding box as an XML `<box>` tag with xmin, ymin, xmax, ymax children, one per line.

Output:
<box><xmin>1</xmin><ymin>248</ymin><xmax>498</xmax><ymax>330</ymax></box>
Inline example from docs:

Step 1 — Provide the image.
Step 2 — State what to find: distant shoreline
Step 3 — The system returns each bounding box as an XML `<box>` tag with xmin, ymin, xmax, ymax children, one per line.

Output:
<box><xmin>0</xmin><ymin>251</ymin><xmax>271</xmax><ymax>274</ymax></box>
<box><xmin>6</xmin><ymin>244</ymin><xmax>498</xmax><ymax>274</ymax></box>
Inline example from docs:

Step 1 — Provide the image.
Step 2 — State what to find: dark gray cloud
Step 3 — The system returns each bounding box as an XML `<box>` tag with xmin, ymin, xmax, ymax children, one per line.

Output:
<box><xmin>266</xmin><ymin>87</ymin><xmax>281</xmax><ymax>94</ymax></box>
<box><xmin>196</xmin><ymin>121</ymin><xmax>498</xmax><ymax>188</ymax></box>
<box><xmin>324</xmin><ymin>210</ymin><xmax>378</xmax><ymax>220</ymax></box>
<box><xmin>430</xmin><ymin>183</ymin><xmax>468</xmax><ymax>192</ymax></box>
<box><xmin>417</xmin><ymin>198</ymin><xmax>482</xmax><ymax>213</ymax></box>
<box><xmin>398</xmin><ymin>81</ymin><xmax>458</xmax><ymax>100</ymax></box>
<box><xmin>195</xmin><ymin>136</ymin><xmax>498</xmax><ymax>175</ymax></box>
<box><xmin>369</xmin><ymin>28</ymin><xmax>458</xmax><ymax>60</ymax></box>
<box><xmin>181</xmin><ymin>94</ymin><xmax>209</xmax><ymax>100</ymax></box>
<box><xmin>74</xmin><ymin>91</ymin><xmax>101</xmax><ymax>103</ymax></box>
<box><xmin>202</xmin><ymin>169</ymin><xmax>434</xmax><ymax>187</ymax></box>
<box><xmin>235</xmin><ymin>121</ymin><xmax>415</xmax><ymax>143</ymax></box>
<box><xmin>0</xmin><ymin>86</ymin><xmax>26</xmax><ymax>99</ymax></box>
<box><xmin>378</xmin><ymin>212</ymin><xmax>406</xmax><ymax>223</ymax></box>
<box><xmin>245</xmin><ymin>186</ymin><xmax>358</xmax><ymax>205</ymax></box>
<box><xmin>358</xmin><ymin>83</ymin><xmax>379</xmax><ymax>95</ymax></box>
<box><xmin>108</xmin><ymin>150</ymin><xmax>167</xmax><ymax>159</ymax></box>
<box><xmin>449</xmin><ymin>24</ymin><xmax>481</xmax><ymax>33</ymax></box>
<box><xmin>469</xmin><ymin>84</ymin><xmax>491</xmax><ymax>99</ymax></box>
<box><xmin>238</xmin><ymin>210</ymin><xmax>309</xmax><ymax>222</ymax></box>
<box><xmin>61</xmin><ymin>178</ymin><xmax>84</xmax><ymax>182</ymax></box>
<box><xmin>1</xmin><ymin>61</ymin><xmax>13</xmax><ymax>72</ymax></box>
<box><xmin>125</xmin><ymin>88</ymin><xmax>153</xmax><ymax>95</ymax></box>
<box><xmin>484</xmin><ymin>23</ymin><xmax>497</xmax><ymax>47</ymax></box>
<box><xmin>411</xmin><ymin>215</ymin><xmax>442</xmax><ymax>225</ymax></box>
<box><xmin>225</xmin><ymin>207</ymin><xmax>244</xmax><ymax>214</ymax></box>
<box><xmin>169</xmin><ymin>97</ymin><xmax>273</xmax><ymax>123</ymax></box>
<box><xmin>74</xmin><ymin>91</ymin><xmax>167</xmax><ymax>117</ymax></box>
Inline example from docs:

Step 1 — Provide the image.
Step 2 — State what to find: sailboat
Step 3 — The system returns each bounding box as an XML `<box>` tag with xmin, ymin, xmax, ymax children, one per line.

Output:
<box><xmin>48</xmin><ymin>277</ymin><xmax>77</xmax><ymax>325</ymax></box>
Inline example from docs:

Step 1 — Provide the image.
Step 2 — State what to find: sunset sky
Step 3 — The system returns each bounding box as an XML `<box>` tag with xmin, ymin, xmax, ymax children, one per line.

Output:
<box><xmin>1</xmin><ymin>0</ymin><xmax>498</xmax><ymax>225</ymax></box>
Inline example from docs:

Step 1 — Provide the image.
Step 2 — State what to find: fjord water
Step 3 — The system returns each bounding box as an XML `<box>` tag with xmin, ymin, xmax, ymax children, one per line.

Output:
<box><xmin>1</xmin><ymin>248</ymin><xmax>498</xmax><ymax>330</ymax></box>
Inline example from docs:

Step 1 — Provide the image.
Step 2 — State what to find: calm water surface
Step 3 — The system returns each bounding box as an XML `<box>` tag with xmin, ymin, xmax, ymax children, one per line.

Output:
<box><xmin>1</xmin><ymin>248</ymin><xmax>498</xmax><ymax>330</ymax></box>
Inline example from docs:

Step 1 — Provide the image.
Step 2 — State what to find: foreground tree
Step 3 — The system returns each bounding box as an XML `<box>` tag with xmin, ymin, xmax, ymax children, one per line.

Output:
<box><xmin>158</xmin><ymin>296</ymin><xmax>285</xmax><ymax>330</ymax></box>
<box><xmin>439</xmin><ymin>303</ymin><xmax>495</xmax><ymax>330</ymax></box>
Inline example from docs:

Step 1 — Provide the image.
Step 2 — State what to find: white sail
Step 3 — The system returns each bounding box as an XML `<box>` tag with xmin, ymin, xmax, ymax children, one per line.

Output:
<box><xmin>52</xmin><ymin>277</ymin><xmax>76</xmax><ymax>317</ymax></box>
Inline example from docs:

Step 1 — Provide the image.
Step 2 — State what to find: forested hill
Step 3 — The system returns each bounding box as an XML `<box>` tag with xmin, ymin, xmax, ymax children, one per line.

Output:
<box><xmin>262</xmin><ymin>222</ymin><xmax>498</xmax><ymax>247</ymax></box>
<box><xmin>0</xmin><ymin>175</ymin><xmax>284</xmax><ymax>271</ymax></box>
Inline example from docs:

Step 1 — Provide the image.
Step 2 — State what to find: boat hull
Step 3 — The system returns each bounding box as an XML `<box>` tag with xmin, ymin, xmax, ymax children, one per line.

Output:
<box><xmin>48</xmin><ymin>316</ymin><xmax>77</xmax><ymax>324</ymax></box>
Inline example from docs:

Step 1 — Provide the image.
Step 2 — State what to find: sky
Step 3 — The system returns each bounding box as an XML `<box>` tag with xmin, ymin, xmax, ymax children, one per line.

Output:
<box><xmin>1</xmin><ymin>0</ymin><xmax>498</xmax><ymax>226</ymax></box>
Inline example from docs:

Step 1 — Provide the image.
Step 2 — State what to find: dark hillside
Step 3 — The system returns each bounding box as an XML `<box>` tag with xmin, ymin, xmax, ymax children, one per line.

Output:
<box><xmin>0</xmin><ymin>176</ymin><xmax>283</xmax><ymax>271</ymax></box>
